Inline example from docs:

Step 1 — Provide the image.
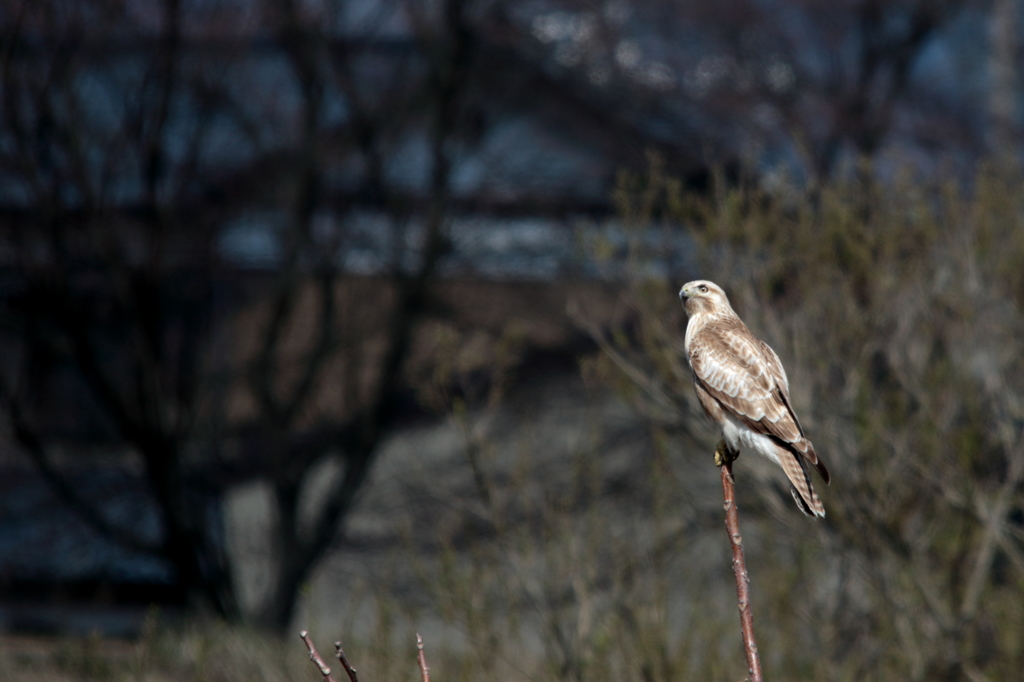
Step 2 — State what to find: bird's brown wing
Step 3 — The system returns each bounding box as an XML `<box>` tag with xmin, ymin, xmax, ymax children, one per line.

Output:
<box><xmin>688</xmin><ymin>318</ymin><xmax>802</xmax><ymax>440</ymax></box>
<box><xmin>688</xmin><ymin>319</ymin><xmax>830</xmax><ymax>484</ymax></box>
<box><xmin>758</xmin><ymin>340</ymin><xmax>830</xmax><ymax>485</ymax></box>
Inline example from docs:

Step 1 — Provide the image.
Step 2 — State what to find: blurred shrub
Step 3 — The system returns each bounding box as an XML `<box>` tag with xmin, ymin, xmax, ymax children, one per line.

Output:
<box><xmin>580</xmin><ymin>161</ymin><xmax>1024</xmax><ymax>681</ymax></box>
<box><xmin>399</xmin><ymin>161</ymin><xmax>1024</xmax><ymax>682</ymax></box>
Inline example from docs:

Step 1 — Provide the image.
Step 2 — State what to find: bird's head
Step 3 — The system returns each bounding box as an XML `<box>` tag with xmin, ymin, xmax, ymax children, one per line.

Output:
<box><xmin>678</xmin><ymin>280</ymin><xmax>732</xmax><ymax>317</ymax></box>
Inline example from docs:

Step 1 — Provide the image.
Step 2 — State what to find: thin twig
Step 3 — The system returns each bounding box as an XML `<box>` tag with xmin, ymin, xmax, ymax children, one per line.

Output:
<box><xmin>960</xmin><ymin>431</ymin><xmax>1024</xmax><ymax>621</ymax></box>
<box><xmin>300</xmin><ymin>631</ymin><xmax>338</xmax><ymax>682</ymax></box>
<box><xmin>717</xmin><ymin>441</ymin><xmax>764</xmax><ymax>682</ymax></box>
<box><xmin>567</xmin><ymin>300</ymin><xmax>694</xmax><ymax>429</ymax></box>
<box><xmin>0</xmin><ymin>381</ymin><xmax>161</xmax><ymax>556</ymax></box>
<box><xmin>335</xmin><ymin>641</ymin><xmax>360</xmax><ymax>682</ymax></box>
<box><xmin>416</xmin><ymin>633</ymin><xmax>431</xmax><ymax>682</ymax></box>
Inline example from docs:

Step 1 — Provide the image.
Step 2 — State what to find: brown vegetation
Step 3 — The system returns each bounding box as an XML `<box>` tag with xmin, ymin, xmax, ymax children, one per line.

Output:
<box><xmin>576</xmin><ymin>162</ymin><xmax>1024</xmax><ymax>680</ymax></box>
<box><xmin>2</xmin><ymin>0</ymin><xmax>1023</xmax><ymax>680</ymax></box>
<box><xmin>5</xmin><ymin>166</ymin><xmax>1024</xmax><ymax>681</ymax></box>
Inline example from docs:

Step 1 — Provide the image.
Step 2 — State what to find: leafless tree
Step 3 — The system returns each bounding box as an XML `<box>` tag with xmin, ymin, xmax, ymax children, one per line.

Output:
<box><xmin>0</xmin><ymin>0</ymin><xmax>1011</xmax><ymax>641</ymax></box>
<box><xmin>524</xmin><ymin>0</ymin><xmax>976</xmax><ymax>181</ymax></box>
<box><xmin>0</xmin><ymin>0</ymin><xmax>481</xmax><ymax>632</ymax></box>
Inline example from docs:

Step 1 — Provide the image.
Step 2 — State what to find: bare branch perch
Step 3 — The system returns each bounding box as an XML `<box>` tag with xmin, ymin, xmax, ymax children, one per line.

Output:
<box><xmin>717</xmin><ymin>441</ymin><xmax>764</xmax><ymax>682</ymax></box>
<box><xmin>416</xmin><ymin>633</ymin><xmax>431</xmax><ymax>682</ymax></box>
<box><xmin>300</xmin><ymin>630</ymin><xmax>338</xmax><ymax>682</ymax></box>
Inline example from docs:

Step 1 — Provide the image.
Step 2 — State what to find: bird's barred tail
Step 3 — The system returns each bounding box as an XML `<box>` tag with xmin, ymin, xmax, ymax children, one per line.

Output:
<box><xmin>777</xmin><ymin>446</ymin><xmax>826</xmax><ymax>518</ymax></box>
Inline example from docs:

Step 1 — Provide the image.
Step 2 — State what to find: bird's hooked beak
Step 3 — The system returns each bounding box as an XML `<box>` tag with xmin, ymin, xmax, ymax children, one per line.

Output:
<box><xmin>678</xmin><ymin>284</ymin><xmax>690</xmax><ymax>300</ymax></box>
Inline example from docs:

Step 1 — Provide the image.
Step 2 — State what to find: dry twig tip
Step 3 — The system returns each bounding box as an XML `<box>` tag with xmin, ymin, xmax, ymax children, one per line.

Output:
<box><xmin>335</xmin><ymin>641</ymin><xmax>360</xmax><ymax>682</ymax></box>
<box><xmin>416</xmin><ymin>633</ymin><xmax>431</xmax><ymax>682</ymax></box>
<box><xmin>300</xmin><ymin>630</ymin><xmax>338</xmax><ymax>682</ymax></box>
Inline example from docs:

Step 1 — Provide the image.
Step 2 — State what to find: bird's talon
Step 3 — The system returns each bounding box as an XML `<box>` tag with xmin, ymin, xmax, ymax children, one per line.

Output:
<box><xmin>714</xmin><ymin>439</ymin><xmax>737</xmax><ymax>467</ymax></box>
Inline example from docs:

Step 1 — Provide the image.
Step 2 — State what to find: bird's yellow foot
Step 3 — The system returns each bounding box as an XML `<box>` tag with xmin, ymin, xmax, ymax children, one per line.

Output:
<box><xmin>714</xmin><ymin>439</ymin><xmax>738</xmax><ymax>467</ymax></box>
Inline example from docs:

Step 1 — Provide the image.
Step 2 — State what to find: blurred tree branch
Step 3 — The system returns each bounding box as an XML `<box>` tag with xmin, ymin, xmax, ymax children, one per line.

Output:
<box><xmin>0</xmin><ymin>0</ymin><xmax>478</xmax><ymax>632</ymax></box>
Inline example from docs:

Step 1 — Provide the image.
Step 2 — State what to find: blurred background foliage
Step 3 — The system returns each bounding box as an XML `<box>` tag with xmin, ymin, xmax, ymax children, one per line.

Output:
<box><xmin>580</xmin><ymin>162</ymin><xmax>1024</xmax><ymax>681</ymax></box>
<box><xmin>6</xmin><ymin>164</ymin><xmax>1024</xmax><ymax>681</ymax></box>
<box><xmin>3</xmin><ymin>0</ymin><xmax>1024</xmax><ymax>681</ymax></box>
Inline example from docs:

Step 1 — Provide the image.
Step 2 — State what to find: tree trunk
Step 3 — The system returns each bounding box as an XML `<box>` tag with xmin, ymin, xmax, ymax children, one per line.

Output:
<box><xmin>989</xmin><ymin>0</ymin><xmax>1019</xmax><ymax>160</ymax></box>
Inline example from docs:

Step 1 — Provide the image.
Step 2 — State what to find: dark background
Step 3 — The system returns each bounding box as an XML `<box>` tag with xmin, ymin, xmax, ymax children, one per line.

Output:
<box><xmin>1</xmin><ymin>1</ymin><xmax>1024</xmax><ymax>680</ymax></box>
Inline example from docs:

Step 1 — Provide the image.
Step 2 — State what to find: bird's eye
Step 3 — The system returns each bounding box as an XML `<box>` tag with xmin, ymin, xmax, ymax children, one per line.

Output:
<box><xmin>698</xmin><ymin>285</ymin><xmax>708</xmax><ymax>293</ymax></box>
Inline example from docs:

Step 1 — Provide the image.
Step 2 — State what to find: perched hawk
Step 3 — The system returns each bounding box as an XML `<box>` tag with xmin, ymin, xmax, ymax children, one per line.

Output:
<box><xmin>679</xmin><ymin>280</ymin><xmax>830</xmax><ymax>517</ymax></box>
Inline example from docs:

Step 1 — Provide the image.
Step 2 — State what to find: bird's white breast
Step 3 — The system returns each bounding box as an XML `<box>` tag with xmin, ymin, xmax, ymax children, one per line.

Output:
<box><xmin>684</xmin><ymin>312</ymin><xmax>705</xmax><ymax>355</ymax></box>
